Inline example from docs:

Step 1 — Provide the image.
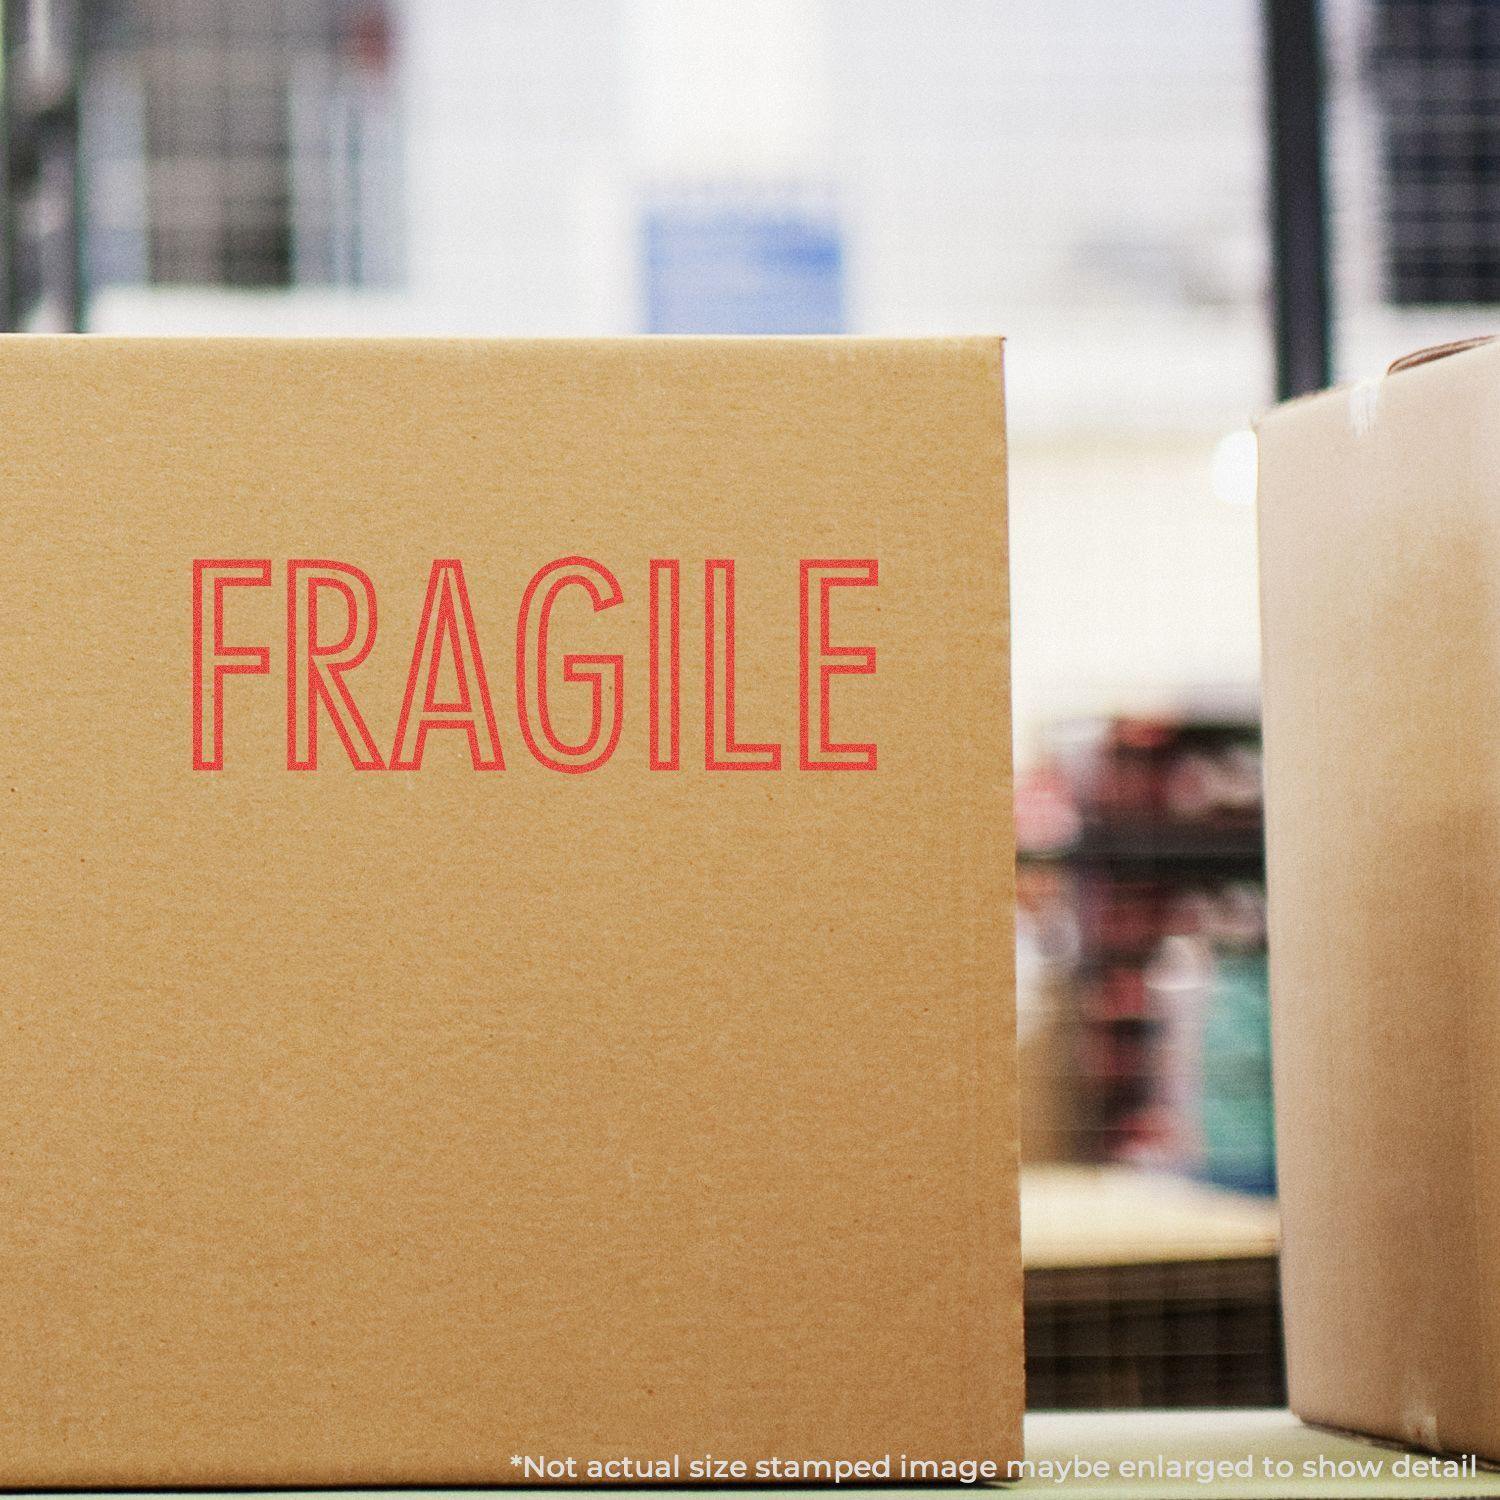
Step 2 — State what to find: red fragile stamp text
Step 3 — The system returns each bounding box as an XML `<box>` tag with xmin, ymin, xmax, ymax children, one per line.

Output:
<box><xmin>191</xmin><ymin>557</ymin><xmax>879</xmax><ymax>774</ymax></box>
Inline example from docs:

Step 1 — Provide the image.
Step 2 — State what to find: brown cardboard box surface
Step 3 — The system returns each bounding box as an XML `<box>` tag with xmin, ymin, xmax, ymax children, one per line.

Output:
<box><xmin>0</xmin><ymin>337</ymin><xmax>1020</xmax><ymax>1486</ymax></box>
<box><xmin>1258</xmin><ymin>337</ymin><xmax>1500</xmax><ymax>1460</ymax></box>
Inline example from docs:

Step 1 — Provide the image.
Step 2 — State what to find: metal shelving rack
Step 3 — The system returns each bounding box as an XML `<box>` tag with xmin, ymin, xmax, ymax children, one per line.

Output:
<box><xmin>0</xmin><ymin>0</ymin><xmax>84</xmax><ymax>331</ymax></box>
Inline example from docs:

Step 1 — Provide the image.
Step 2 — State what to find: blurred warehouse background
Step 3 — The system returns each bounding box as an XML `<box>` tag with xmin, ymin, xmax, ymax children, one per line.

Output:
<box><xmin>3</xmin><ymin>0</ymin><xmax>1498</xmax><ymax>1411</ymax></box>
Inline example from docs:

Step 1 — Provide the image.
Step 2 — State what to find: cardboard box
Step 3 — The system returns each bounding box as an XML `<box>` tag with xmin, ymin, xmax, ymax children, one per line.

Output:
<box><xmin>1257</xmin><ymin>335</ymin><xmax>1500</xmax><ymax>1459</ymax></box>
<box><xmin>0</xmin><ymin>337</ymin><xmax>1020</xmax><ymax>1486</ymax></box>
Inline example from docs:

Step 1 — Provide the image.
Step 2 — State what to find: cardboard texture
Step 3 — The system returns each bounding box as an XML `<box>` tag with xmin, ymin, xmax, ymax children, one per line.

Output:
<box><xmin>0</xmin><ymin>336</ymin><xmax>1020</xmax><ymax>1487</ymax></box>
<box><xmin>1257</xmin><ymin>336</ymin><xmax>1500</xmax><ymax>1461</ymax></box>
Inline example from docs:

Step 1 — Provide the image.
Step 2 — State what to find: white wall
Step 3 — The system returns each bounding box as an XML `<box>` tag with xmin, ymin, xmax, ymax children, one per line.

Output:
<box><xmin>1010</xmin><ymin>432</ymin><xmax>1262</xmax><ymax>770</ymax></box>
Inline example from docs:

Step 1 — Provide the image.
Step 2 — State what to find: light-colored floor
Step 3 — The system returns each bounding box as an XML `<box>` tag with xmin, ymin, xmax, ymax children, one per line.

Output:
<box><xmin>1012</xmin><ymin>1408</ymin><xmax>1499</xmax><ymax>1497</ymax></box>
<box><xmin>17</xmin><ymin>1411</ymin><xmax>1498</xmax><ymax>1499</ymax></box>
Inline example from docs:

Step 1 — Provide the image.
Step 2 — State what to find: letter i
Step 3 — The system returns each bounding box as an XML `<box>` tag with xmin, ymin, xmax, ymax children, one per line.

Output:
<box><xmin>649</xmin><ymin>559</ymin><xmax>680</xmax><ymax>769</ymax></box>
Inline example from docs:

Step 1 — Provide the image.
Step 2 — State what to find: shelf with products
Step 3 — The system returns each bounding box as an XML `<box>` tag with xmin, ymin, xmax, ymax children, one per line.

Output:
<box><xmin>1016</xmin><ymin>712</ymin><xmax>1272</xmax><ymax>1196</ymax></box>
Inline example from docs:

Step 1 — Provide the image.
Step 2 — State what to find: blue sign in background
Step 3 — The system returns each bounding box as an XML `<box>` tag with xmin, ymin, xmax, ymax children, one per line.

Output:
<box><xmin>643</xmin><ymin>203</ymin><xmax>845</xmax><ymax>335</ymax></box>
